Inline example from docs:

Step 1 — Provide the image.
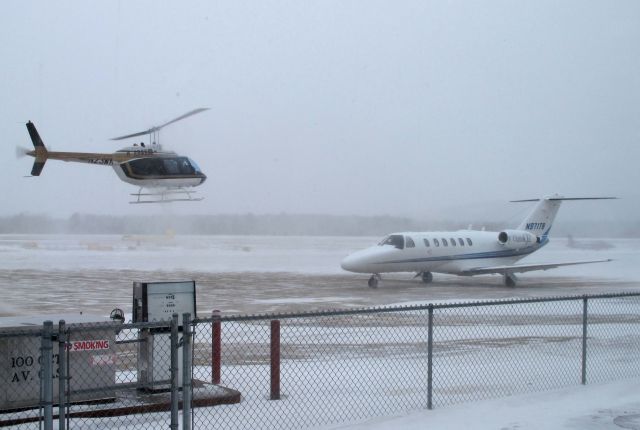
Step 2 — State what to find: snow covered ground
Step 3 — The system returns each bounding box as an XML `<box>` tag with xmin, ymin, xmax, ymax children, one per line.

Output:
<box><xmin>0</xmin><ymin>234</ymin><xmax>638</xmax><ymax>317</ymax></box>
<box><xmin>0</xmin><ymin>234</ymin><xmax>372</xmax><ymax>274</ymax></box>
<box><xmin>0</xmin><ymin>235</ymin><xmax>638</xmax><ymax>429</ymax></box>
<box><xmin>0</xmin><ymin>234</ymin><xmax>635</xmax><ymax>278</ymax></box>
<box><xmin>333</xmin><ymin>377</ymin><xmax>640</xmax><ymax>430</ymax></box>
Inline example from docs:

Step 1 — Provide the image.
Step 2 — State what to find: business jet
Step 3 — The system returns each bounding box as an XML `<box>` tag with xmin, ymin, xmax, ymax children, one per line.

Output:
<box><xmin>340</xmin><ymin>195</ymin><xmax>615</xmax><ymax>288</ymax></box>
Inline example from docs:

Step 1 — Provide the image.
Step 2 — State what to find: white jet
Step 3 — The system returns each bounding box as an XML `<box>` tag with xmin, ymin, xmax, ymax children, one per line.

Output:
<box><xmin>341</xmin><ymin>195</ymin><xmax>615</xmax><ymax>288</ymax></box>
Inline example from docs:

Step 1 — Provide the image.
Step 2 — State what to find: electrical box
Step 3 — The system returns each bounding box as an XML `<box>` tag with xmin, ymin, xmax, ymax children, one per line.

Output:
<box><xmin>133</xmin><ymin>281</ymin><xmax>196</xmax><ymax>391</ymax></box>
<box><xmin>133</xmin><ymin>281</ymin><xmax>196</xmax><ymax>327</ymax></box>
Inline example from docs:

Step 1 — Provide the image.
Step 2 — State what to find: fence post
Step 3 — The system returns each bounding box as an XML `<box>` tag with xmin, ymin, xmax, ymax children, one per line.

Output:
<box><xmin>581</xmin><ymin>296</ymin><xmax>588</xmax><ymax>385</ymax></box>
<box><xmin>427</xmin><ymin>305</ymin><xmax>434</xmax><ymax>410</ymax></box>
<box><xmin>170</xmin><ymin>314</ymin><xmax>179</xmax><ymax>430</ymax></box>
<box><xmin>212</xmin><ymin>310</ymin><xmax>221</xmax><ymax>384</ymax></box>
<box><xmin>182</xmin><ymin>313</ymin><xmax>193</xmax><ymax>430</ymax></box>
<box><xmin>270</xmin><ymin>320</ymin><xmax>281</xmax><ymax>400</ymax></box>
<box><xmin>58</xmin><ymin>320</ymin><xmax>67</xmax><ymax>430</ymax></box>
<box><xmin>41</xmin><ymin>320</ymin><xmax>54</xmax><ymax>430</ymax></box>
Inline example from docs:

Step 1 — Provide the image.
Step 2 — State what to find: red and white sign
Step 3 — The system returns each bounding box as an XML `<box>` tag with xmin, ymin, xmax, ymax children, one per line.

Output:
<box><xmin>68</xmin><ymin>339</ymin><xmax>110</xmax><ymax>352</ymax></box>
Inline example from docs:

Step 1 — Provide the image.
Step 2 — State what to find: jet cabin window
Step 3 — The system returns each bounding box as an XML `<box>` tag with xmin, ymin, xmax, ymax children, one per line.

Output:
<box><xmin>433</xmin><ymin>238</ymin><xmax>440</xmax><ymax>247</ymax></box>
<box><xmin>466</xmin><ymin>238</ymin><xmax>473</xmax><ymax>246</ymax></box>
<box><xmin>423</xmin><ymin>238</ymin><xmax>430</xmax><ymax>247</ymax></box>
<box><xmin>450</xmin><ymin>238</ymin><xmax>456</xmax><ymax>247</ymax></box>
<box><xmin>442</xmin><ymin>238</ymin><xmax>448</xmax><ymax>246</ymax></box>
<box><xmin>458</xmin><ymin>238</ymin><xmax>464</xmax><ymax>246</ymax></box>
<box><xmin>379</xmin><ymin>234</ymin><xmax>404</xmax><ymax>250</ymax></box>
<box><xmin>406</xmin><ymin>236</ymin><xmax>415</xmax><ymax>248</ymax></box>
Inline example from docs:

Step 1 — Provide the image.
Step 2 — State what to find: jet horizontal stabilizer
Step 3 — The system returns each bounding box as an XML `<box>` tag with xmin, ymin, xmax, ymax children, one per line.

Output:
<box><xmin>511</xmin><ymin>197</ymin><xmax>617</xmax><ymax>202</ymax></box>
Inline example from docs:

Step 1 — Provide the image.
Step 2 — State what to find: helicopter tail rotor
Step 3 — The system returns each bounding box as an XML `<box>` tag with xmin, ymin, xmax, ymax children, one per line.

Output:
<box><xmin>16</xmin><ymin>146</ymin><xmax>29</xmax><ymax>159</ymax></box>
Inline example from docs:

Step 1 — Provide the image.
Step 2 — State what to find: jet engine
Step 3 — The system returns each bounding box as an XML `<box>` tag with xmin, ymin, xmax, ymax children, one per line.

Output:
<box><xmin>497</xmin><ymin>230</ymin><xmax>538</xmax><ymax>248</ymax></box>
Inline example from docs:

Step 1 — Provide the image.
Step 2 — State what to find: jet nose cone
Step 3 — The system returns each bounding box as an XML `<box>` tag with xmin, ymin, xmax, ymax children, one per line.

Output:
<box><xmin>340</xmin><ymin>255</ymin><xmax>356</xmax><ymax>272</ymax></box>
<box><xmin>341</xmin><ymin>247</ymin><xmax>381</xmax><ymax>273</ymax></box>
<box><xmin>341</xmin><ymin>253</ymin><xmax>368</xmax><ymax>273</ymax></box>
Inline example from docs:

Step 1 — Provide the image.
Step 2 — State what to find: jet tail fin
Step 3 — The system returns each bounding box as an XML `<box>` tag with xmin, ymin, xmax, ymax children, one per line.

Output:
<box><xmin>25</xmin><ymin>121</ymin><xmax>48</xmax><ymax>176</ymax></box>
<box><xmin>512</xmin><ymin>195</ymin><xmax>617</xmax><ymax>240</ymax></box>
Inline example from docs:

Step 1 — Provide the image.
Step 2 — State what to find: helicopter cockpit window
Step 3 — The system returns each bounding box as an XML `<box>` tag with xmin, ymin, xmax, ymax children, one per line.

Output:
<box><xmin>126</xmin><ymin>157</ymin><xmax>203</xmax><ymax>178</ymax></box>
<box><xmin>179</xmin><ymin>158</ymin><xmax>195</xmax><ymax>174</ymax></box>
<box><xmin>187</xmin><ymin>158</ymin><xmax>203</xmax><ymax>175</ymax></box>
<box><xmin>128</xmin><ymin>158</ymin><xmax>166</xmax><ymax>176</ymax></box>
<box><xmin>164</xmin><ymin>159</ymin><xmax>180</xmax><ymax>175</ymax></box>
<box><xmin>378</xmin><ymin>234</ymin><xmax>404</xmax><ymax>250</ymax></box>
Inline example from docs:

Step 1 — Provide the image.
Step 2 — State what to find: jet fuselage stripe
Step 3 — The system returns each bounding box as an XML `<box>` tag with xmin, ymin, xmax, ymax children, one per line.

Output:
<box><xmin>373</xmin><ymin>241</ymin><xmax>546</xmax><ymax>266</ymax></box>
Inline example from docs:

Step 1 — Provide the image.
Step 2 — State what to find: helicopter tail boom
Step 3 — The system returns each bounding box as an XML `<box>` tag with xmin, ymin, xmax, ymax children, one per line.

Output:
<box><xmin>26</xmin><ymin>121</ymin><xmax>48</xmax><ymax>176</ymax></box>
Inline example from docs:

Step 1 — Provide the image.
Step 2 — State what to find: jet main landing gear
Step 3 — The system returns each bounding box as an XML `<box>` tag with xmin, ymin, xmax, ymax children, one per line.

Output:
<box><xmin>504</xmin><ymin>273</ymin><xmax>517</xmax><ymax>287</ymax></box>
<box><xmin>421</xmin><ymin>271</ymin><xmax>433</xmax><ymax>284</ymax></box>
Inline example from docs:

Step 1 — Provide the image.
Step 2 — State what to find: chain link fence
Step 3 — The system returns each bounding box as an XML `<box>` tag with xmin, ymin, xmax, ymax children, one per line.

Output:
<box><xmin>1</xmin><ymin>292</ymin><xmax>639</xmax><ymax>429</ymax></box>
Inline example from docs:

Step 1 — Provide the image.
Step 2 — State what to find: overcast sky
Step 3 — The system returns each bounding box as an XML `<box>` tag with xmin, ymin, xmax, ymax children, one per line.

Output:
<box><xmin>1</xmin><ymin>1</ymin><xmax>639</xmax><ymax>223</ymax></box>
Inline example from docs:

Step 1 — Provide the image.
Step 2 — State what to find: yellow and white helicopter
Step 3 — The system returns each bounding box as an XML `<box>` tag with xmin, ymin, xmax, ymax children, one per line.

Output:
<box><xmin>23</xmin><ymin>108</ymin><xmax>208</xmax><ymax>203</ymax></box>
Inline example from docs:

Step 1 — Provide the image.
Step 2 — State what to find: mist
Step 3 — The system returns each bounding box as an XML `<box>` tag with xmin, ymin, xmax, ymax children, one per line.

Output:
<box><xmin>1</xmin><ymin>212</ymin><xmax>636</xmax><ymax>238</ymax></box>
<box><xmin>1</xmin><ymin>1</ymin><xmax>639</xmax><ymax>228</ymax></box>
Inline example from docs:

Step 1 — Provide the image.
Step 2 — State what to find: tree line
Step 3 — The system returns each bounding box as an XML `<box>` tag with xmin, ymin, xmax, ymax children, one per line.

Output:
<box><xmin>0</xmin><ymin>213</ymin><xmax>635</xmax><ymax>237</ymax></box>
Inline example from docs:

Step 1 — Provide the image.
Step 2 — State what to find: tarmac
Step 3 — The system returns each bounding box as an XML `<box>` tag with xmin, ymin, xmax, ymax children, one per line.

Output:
<box><xmin>1</xmin><ymin>269</ymin><xmax>637</xmax><ymax>317</ymax></box>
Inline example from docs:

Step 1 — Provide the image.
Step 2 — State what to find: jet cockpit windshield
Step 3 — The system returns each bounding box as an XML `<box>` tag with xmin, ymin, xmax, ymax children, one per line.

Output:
<box><xmin>378</xmin><ymin>234</ymin><xmax>404</xmax><ymax>250</ymax></box>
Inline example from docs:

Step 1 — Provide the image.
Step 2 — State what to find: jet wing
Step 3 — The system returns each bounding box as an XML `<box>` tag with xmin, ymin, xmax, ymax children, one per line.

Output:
<box><xmin>460</xmin><ymin>259</ymin><xmax>612</xmax><ymax>276</ymax></box>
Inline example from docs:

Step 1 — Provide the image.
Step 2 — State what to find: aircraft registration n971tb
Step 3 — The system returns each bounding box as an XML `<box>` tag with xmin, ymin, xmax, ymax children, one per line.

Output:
<box><xmin>340</xmin><ymin>195</ymin><xmax>616</xmax><ymax>288</ymax></box>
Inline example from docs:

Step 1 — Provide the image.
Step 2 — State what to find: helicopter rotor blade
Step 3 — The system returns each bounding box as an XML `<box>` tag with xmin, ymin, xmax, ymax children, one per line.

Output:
<box><xmin>110</xmin><ymin>129</ymin><xmax>152</xmax><ymax>141</ymax></box>
<box><xmin>110</xmin><ymin>107</ymin><xmax>209</xmax><ymax>141</ymax></box>
<box><xmin>156</xmin><ymin>107</ymin><xmax>209</xmax><ymax>130</ymax></box>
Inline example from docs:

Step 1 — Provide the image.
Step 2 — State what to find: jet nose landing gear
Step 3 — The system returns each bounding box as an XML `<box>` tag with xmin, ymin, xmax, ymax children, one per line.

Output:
<box><xmin>368</xmin><ymin>274</ymin><xmax>381</xmax><ymax>289</ymax></box>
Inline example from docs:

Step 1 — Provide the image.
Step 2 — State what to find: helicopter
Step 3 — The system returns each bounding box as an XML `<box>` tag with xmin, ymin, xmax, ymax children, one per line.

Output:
<box><xmin>23</xmin><ymin>108</ymin><xmax>208</xmax><ymax>204</ymax></box>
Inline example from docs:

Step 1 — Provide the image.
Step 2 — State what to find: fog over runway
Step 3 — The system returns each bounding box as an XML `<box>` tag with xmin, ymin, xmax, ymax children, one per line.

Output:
<box><xmin>0</xmin><ymin>234</ymin><xmax>638</xmax><ymax>317</ymax></box>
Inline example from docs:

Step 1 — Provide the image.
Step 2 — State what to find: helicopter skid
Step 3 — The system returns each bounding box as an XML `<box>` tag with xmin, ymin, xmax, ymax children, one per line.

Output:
<box><xmin>130</xmin><ymin>198</ymin><xmax>204</xmax><ymax>204</ymax></box>
<box><xmin>129</xmin><ymin>187</ymin><xmax>203</xmax><ymax>204</ymax></box>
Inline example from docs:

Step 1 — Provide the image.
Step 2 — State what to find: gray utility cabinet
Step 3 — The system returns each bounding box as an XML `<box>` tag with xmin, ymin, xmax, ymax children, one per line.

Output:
<box><xmin>0</xmin><ymin>314</ymin><xmax>116</xmax><ymax>411</ymax></box>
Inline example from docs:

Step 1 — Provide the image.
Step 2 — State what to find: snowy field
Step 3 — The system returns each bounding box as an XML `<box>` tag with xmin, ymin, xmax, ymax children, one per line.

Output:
<box><xmin>0</xmin><ymin>234</ymin><xmax>639</xmax><ymax>429</ymax></box>
<box><xmin>0</xmin><ymin>234</ymin><xmax>637</xmax><ymax>277</ymax></box>
<box><xmin>12</xmin><ymin>294</ymin><xmax>634</xmax><ymax>430</ymax></box>
<box><xmin>0</xmin><ymin>234</ymin><xmax>638</xmax><ymax>317</ymax></box>
<box><xmin>338</xmin><ymin>377</ymin><xmax>640</xmax><ymax>430</ymax></box>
